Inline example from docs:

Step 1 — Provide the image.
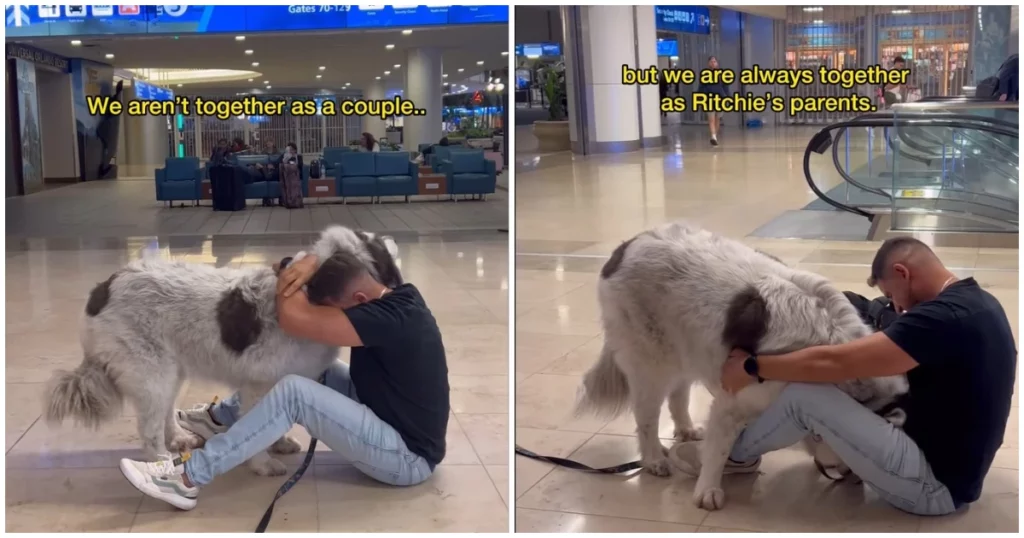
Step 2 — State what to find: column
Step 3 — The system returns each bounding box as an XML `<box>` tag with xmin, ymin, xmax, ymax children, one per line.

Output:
<box><xmin>403</xmin><ymin>47</ymin><xmax>443</xmax><ymax>151</ymax></box>
<box><xmin>971</xmin><ymin>6</ymin><xmax>1012</xmax><ymax>84</ymax></box>
<box><xmin>122</xmin><ymin>112</ymin><xmax>168</xmax><ymax>177</ymax></box>
<box><xmin>563</xmin><ymin>5</ymin><xmax>665</xmax><ymax>154</ymax></box>
<box><xmin>360</xmin><ymin>80</ymin><xmax>387</xmax><ymax>141</ymax></box>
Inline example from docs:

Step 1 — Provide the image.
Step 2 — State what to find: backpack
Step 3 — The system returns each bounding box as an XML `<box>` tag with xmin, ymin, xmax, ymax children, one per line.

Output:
<box><xmin>975</xmin><ymin>75</ymin><xmax>1000</xmax><ymax>99</ymax></box>
<box><xmin>308</xmin><ymin>159</ymin><xmax>320</xmax><ymax>179</ymax></box>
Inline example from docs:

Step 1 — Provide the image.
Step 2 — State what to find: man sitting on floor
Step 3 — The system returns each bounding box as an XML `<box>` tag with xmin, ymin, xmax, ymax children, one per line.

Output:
<box><xmin>676</xmin><ymin>237</ymin><xmax>1016</xmax><ymax>516</ymax></box>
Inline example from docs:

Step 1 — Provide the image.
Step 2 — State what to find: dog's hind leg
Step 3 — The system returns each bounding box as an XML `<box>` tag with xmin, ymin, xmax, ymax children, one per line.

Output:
<box><xmin>236</xmin><ymin>385</ymin><xmax>289</xmax><ymax>477</ymax></box>
<box><xmin>117</xmin><ymin>364</ymin><xmax>176</xmax><ymax>461</ymax></box>
<box><xmin>165</xmin><ymin>366</ymin><xmax>204</xmax><ymax>452</ymax></box>
<box><xmin>626</xmin><ymin>367</ymin><xmax>674</xmax><ymax>477</ymax></box>
<box><xmin>669</xmin><ymin>380</ymin><xmax>704</xmax><ymax>442</ymax></box>
<box><xmin>692</xmin><ymin>398</ymin><xmax>748</xmax><ymax>510</ymax></box>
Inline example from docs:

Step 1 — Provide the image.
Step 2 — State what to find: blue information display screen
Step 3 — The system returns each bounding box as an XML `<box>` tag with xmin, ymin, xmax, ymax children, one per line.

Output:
<box><xmin>654</xmin><ymin>6</ymin><xmax>711</xmax><ymax>35</ymax></box>
<box><xmin>134</xmin><ymin>80</ymin><xmax>174</xmax><ymax>102</ymax></box>
<box><xmin>515</xmin><ymin>43</ymin><xmax>561</xmax><ymax>58</ymax></box>
<box><xmin>4</xmin><ymin>5</ymin><xmax>507</xmax><ymax>37</ymax></box>
<box><xmin>656</xmin><ymin>39</ymin><xmax>678</xmax><ymax>57</ymax></box>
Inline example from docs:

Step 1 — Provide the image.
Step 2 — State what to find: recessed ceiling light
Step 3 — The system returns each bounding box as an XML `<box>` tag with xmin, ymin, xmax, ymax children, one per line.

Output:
<box><xmin>375</xmin><ymin>76</ymin><xmax>381</xmax><ymax>80</ymax></box>
<box><xmin>266</xmin><ymin>85</ymin><xmax>272</xmax><ymax>89</ymax></box>
<box><xmin>402</xmin><ymin>29</ymin><xmax>412</xmax><ymax>35</ymax></box>
<box><xmin>247</xmin><ymin>78</ymin><xmax>253</xmax><ymax>82</ymax></box>
<box><xmin>71</xmin><ymin>40</ymin><xmax>82</xmax><ymax>46</ymax></box>
<box><xmin>252</xmin><ymin>62</ymin><xmax>260</xmax><ymax>67</ymax></box>
<box><xmin>177</xmin><ymin>84</ymin><xmax>183</xmax><ymax>87</ymax></box>
<box><xmin>318</xmin><ymin>66</ymin><xmax>326</xmax><ymax>71</ymax></box>
<box><xmin>105</xmin><ymin>53</ymin><xmax>114</xmax><ymax>59</ymax></box>
<box><xmin>235</xmin><ymin>35</ymin><xmax>246</xmax><ymax>41</ymax></box>
<box><xmin>803</xmin><ymin>7</ymin><xmax>823</xmax><ymax>12</ymax></box>
<box><xmin>812</xmin><ymin>19</ymin><xmax>824</xmax><ymax>24</ymax></box>
<box><xmin>316</xmin><ymin>74</ymin><xmax>323</xmax><ymax>79</ymax></box>
<box><xmin>443</xmin><ymin>73</ymin><xmax>448</xmax><ymax>78</ymax></box>
<box><xmin>476</xmin><ymin>61</ymin><xmax>484</xmax><ymax>65</ymax></box>
<box><xmin>501</xmin><ymin>51</ymin><xmax>509</xmax><ymax>56</ymax></box>
<box><xmin>385</xmin><ymin>44</ymin><xmax>395</xmax><ymax>50</ymax></box>
<box><xmin>384</xmin><ymin>70</ymin><xmax>391</xmax><ymax>75</ymax></box>
<box><xmin>458</xmin><ymin>68</ymin><xmax>464</xmax><ymax>72</ymax></box>
<box><xmin>393</xmin><ymin>64</ymin><xmax>401</xmax><ymax>68</ymax></box>
<box><xmin>264</xmin><ymin>80</ymin><xmax>270</xmax><ymax>84</ymax></box>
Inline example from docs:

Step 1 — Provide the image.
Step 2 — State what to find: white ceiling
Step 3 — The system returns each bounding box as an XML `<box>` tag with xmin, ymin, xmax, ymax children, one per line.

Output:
<box><xmin>21</xmin><ymin>23</ymin><xmax>509</xmax><ymax>94</ymax></box>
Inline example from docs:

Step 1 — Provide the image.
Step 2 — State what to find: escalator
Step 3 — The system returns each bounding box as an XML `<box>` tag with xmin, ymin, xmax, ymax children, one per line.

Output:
<box><xmin>805</xmin><ymin>99</ymin><xmax>1019</xmax><ymax>241</ymax></box>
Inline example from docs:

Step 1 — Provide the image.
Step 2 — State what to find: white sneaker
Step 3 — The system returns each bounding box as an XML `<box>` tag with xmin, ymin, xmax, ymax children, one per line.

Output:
<box><xmin>175</xmin><ymin>402</ymin><xmax>228</xmax><ymax>441</ymax></box>
<box><xmin>119</xmin><ymin>456</ymin><xmax>199</xmax><ymax>510</ymax></box>
<box><xmin>668</xmin><ymin>441</ymin><xmax>761</xmax><ymax>477</ymax></box>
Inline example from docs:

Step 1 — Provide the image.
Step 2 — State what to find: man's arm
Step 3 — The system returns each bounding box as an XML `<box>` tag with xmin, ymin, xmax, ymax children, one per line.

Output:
<box><xmin>758</xmin><ymin>332</ymin><xmax>918</xmax><ymax>383</ymax></box>
<box><xmin>277</xmin><ymin>291</ymin><xmax>364</xmax><ymax>347</ymax></box>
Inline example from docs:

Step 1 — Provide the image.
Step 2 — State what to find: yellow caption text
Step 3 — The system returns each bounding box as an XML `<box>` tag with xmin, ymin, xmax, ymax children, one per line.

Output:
<box><xmin>85</xmin><ymin>96</ymin><xmax>427</xmax><ymax>120</ymax></box>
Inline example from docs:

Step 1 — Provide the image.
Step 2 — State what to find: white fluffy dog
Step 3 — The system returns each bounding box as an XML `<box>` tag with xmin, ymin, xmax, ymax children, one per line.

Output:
<box><xmin>44</xmin><ymin>225</ymin><xmax>401</xmax><ymax>476</ymax></box>
<box><xmin>577</xmin><ymin>222</ymin><xmax>907</xmax><ymax>510</ymax></box>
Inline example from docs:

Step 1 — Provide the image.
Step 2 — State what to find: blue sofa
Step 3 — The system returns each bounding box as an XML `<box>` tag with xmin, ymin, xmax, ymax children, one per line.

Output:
<box><xmin>321</xmin><ymin>146</ymin><xmax>354</xmax><ymax>178</ymax></box>
<box><xmin>336</xmin><ymin>152</ymin><xmax>418</xmax><ymax>203</ymax></box>
<box><xmin>205</xmin><ymin>154</ymin><xmax>310</xmax><ymax>201</ymax></box>
<box><xmin>443</xmin><ymin>151</ymin><xmax>497</xmax><ymax>199</ymax></box>
<box><xmin>429</xmin><ymin>145</ymin><xmax>478</xmax><ymax>173</ymax></box>
<box><xmin>155</xmin><ymin>157</ymin><xmax>203</xmax><ymax>206</ymax></box>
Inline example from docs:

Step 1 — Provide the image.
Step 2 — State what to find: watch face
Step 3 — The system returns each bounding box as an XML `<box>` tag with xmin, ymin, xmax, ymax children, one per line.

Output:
<box><xmin>743</xmin><ymin>355</ymin><xmax>757</xmax><ymax>376</ymax></box>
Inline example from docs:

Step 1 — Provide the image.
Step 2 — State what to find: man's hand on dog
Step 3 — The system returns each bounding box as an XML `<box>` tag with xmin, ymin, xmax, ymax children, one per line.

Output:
<box><xmin>277</xmin><ymin>255</ymin><xmax>318</xmax><ymax>297</ymax></box>
<box><xmin>722</xmin><ymin>348</ymin><xmax>755</xmax><ymax>394</ymax></box>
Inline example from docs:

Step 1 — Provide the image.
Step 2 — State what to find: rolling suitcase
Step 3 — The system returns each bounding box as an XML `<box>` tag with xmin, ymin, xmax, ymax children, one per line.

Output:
<box><xmin>210</xmin><ymin>164</ymin><xmax>246</xmax><ymax>211</ymax></box>
<box><xmin>279</xmin><ymin>163</ymin><xmax>304</xmax><ymax>209</ymax></box>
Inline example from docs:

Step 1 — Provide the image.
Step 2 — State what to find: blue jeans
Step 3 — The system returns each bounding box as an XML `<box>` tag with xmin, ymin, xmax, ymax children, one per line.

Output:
<box><xmin>730</xmin><ymin>383</ymin><xmax>957</xmax><ymax>516</ymax></box>
<box><xmin>184</xmin><ymin>360</ymin><xmax>433</xmax><ymax>487</ymax></box>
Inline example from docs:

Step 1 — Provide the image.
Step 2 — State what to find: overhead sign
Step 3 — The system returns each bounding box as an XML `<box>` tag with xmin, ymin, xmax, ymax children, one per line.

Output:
<box><xmin>515</xmin><ymin>43</ymin><xmax>561</xmax><ymax>58</ymax></box>
<box><xmin>133</xmin><ymin>79</ymin><xmax>174</xmax><ymax>101</ymax></box>
<box><xmin>656</xmin><ymin>39</ymin><xmax>678</xmax><ymax>57</ymax></box>
<box><xmin>5</xmin><ymin>43</ymin><xmax>70</xmax><ymax>72</ymax></box>
<box><xmin>654</xmin><ymin>6</ymin><xmax>711</xmax><ymax>35</ymax></box>
<box><xmin>4</xmin><ymin>5</ymin><xmax>508</xmax><ymax>37</ymax></box>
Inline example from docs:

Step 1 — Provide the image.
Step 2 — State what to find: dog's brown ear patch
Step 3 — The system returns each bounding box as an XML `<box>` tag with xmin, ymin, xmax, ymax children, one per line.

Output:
<box><xmin>216</xmin><ymin>288</ymin><xmax>262</xmax><ymax>354</ymax></box>
<box><xmin>358</xmin><ymin>231</ymin><xmax>403</xmax><ymax>288</ymax></box>
<box><xmin>601</xmin><ymin>237</ymin><xmax>636</xmax><ymax>279</ymax></box>
<box><xmin>723</xmin><ymin>286</ymin><xmax>769</xmax><ymax>353</ymax></box>
<box><xmin>85</xmin><ymin>273</ymin><xmax>118</xmax><ymax>317</ymax></box>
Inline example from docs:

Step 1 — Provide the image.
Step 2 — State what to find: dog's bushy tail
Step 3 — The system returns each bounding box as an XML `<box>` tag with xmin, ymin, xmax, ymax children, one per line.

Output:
<box><xmin>44</xmin><ymin>356</ymin><xmax>122</xmax><ymax>429</ymax></box>
<box><xmin>575</xmin><ymin>344</ymin><xmax>630</xmax><ymax>418</ymax></box>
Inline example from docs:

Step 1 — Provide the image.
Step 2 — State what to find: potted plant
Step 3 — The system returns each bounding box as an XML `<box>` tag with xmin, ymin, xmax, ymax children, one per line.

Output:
<box><xmin>532</xmin><ymin>62</ymin><xmax>571</xmax><ymax>152</ymax></box>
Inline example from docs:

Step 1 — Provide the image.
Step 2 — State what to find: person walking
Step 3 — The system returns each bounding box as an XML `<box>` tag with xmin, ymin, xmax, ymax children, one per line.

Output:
<box><xmin>696</xmin><ymin>56</ymin><xmax>730</xmax><ymax>146</ymax></box>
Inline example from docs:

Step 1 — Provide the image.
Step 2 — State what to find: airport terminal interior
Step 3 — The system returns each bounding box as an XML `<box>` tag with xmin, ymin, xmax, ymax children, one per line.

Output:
<box><xmin>514</xmin><ymin>5</ymin><xmax>1018</xmax><ymax>533</ymax></box>
<box><xmin>6</xmin><ymin>5</ymin><xmax>508</xmax><ymax>532</ymax></box>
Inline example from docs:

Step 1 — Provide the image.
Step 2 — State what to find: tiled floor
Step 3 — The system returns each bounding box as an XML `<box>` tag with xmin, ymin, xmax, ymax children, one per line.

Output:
<box><xmin>5</xmin><ymin>230</ymin><xmax>509</xmax><ymax>532</ymax></box>
<box><xmin>513</xmin><ymin>125</ymin><xmax>1019</xmax><ymax>532</ymax></box>
<box><xmin>6</xmin><ymin>179</ymin><xmax>508</xmax><ymax>239</ymax></box>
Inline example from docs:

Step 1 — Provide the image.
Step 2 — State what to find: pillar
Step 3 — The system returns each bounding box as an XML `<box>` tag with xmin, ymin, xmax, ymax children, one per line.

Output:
<box><xmin>361</xmin><ymin>80</ymin><xmax>387</xmax><ymax>141</ymax></box>
<box><xmin>563</xmin><ymin>5</ymin><xmax>665</xmax><ymax>155</ymax></box>
<box><xmin>403</xmin><ymin>47</ymin><xmax>443</xmax><ymax>151</ymax></box>
<box><xmin>122</xmin><ymin>113</ymin><xmax>168</xmax><ymax>177</ymax></box>
<box><xmin>971</xmin><ymin>6</ymin><xmax>1012</xmax><ymax>84</ymax></box>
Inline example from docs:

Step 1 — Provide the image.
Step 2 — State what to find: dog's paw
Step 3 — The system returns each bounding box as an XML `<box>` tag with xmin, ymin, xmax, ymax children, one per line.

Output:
<box><xmin>694</xmin><ymin>486</ymin><xmax>727</xmax><ymax>510</ymax></box>
<box><xmin>674</xmin><ymin>426</ymin><xmax>705</xmax><ymax>442</ymax></box>
<box><xmin>270</xmin><ymin>435</ymin><xmax>303</xmax><ymax>454</ymax></box>
<box><xmin>249</xmin><ymin>457</ymin><xmax>289</xmax><ymax>477</ymax></box>
<box><xmin>644</xmin><ymin>457</ymin><xmax>673</xmax><ymax>477</ymax></box>
<box><xmin>167</xmin><ymin>431</ymin><xmax>205</xmax><ymax>452</ymax></box>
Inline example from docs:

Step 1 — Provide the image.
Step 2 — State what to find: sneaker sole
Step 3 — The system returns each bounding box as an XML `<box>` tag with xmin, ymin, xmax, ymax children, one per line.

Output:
<box><xmin>667</xmin><ymin>442</ymin><xmax>761</xmax><ymax>476</ymax></box>
<box><xmin>119</xmin><ymin>459</ymin><xmax>197</xmax><ymax>511</ymax></box>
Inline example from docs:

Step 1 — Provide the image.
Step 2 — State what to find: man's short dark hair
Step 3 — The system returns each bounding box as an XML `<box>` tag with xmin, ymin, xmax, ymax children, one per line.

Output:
<box><xmin>868</xmin><ymin>236</ymin><xmax>931</xmax><ymax>286</ymax></box>
<box><xmin>893</xmin><ymin>56</ymin><xmax>906</xmax><ymax>66</ymax></box>
<box><xmin>306</xmin><ymin>252</ymin><xmax>369</xmax><ymax>305</ymax></box>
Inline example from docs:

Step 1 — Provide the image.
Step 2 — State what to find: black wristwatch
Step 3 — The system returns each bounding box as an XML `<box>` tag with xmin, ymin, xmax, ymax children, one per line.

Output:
<box><xmin>743</xmin><ymin>354</ymin><xmax>765</xmax><ymax>383</ymax></box>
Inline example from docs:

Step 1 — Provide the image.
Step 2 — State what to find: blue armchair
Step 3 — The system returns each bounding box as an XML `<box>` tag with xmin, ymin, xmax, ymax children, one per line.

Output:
<box><xmin>429</xmin><ymin>146</ymin><xmax>480</xmax><ymax>173</ymax></box>
<box><xmin>444</xmin><ymin>151</ymin><xmax>496</xmax><ymax>199</ymax></box>
<box><xmin>374</xmin><ymin>152</ymin><xmax>418</xmax><ymax>202</ymax></box>
<box><xmin>155</xmin><ymin>157</ymin><xmax>203</xmax><ymax>206</ymax></box>
<box><xmin>336</xmin><ymin>152</ymin><xmax>377</xmax><ymax>201</ymax></box>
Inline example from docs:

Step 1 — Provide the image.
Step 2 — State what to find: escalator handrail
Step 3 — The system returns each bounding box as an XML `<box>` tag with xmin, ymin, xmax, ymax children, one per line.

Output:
<box><xmin>805</xmin><ymin>118</ymin><xmax>1020</xmax><ymax>219</ymax></box>
<box><xmin>882</xmin><ymin>98</ymin><xmax>1019</xmax><ymax>163</ymax></box>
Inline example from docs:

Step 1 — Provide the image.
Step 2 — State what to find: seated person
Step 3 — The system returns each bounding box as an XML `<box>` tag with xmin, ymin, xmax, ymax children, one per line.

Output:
<box><xmin>209</xmin><ymin>138</ymin><xmax>231</xmax><ymax>167</ymax></box>
<box><xmin>118</xmin><ymin>252</ymin><xmax>450</xmax><ymax>510</ymax></box>
<box><xmin>675</xmin><ymin>237</ymin><xmax>1016</xmax><ymax>516</ymax></box>
<box><xmin>421</xmin><ymin>136</ymin><xmax>450</xmax><ymax>158</ymax></box>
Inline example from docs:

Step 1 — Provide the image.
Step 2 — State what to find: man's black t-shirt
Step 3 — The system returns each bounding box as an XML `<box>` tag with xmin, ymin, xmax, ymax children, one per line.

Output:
<box><xmin>883</xmin><ymin>278</ymin><xmax>1016</xmax><ymax>505</ymax></box>
<box><xmin>345</xmin><ymin>284</ymin><xmax>450</xmax><ymax>467</ymax></box>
